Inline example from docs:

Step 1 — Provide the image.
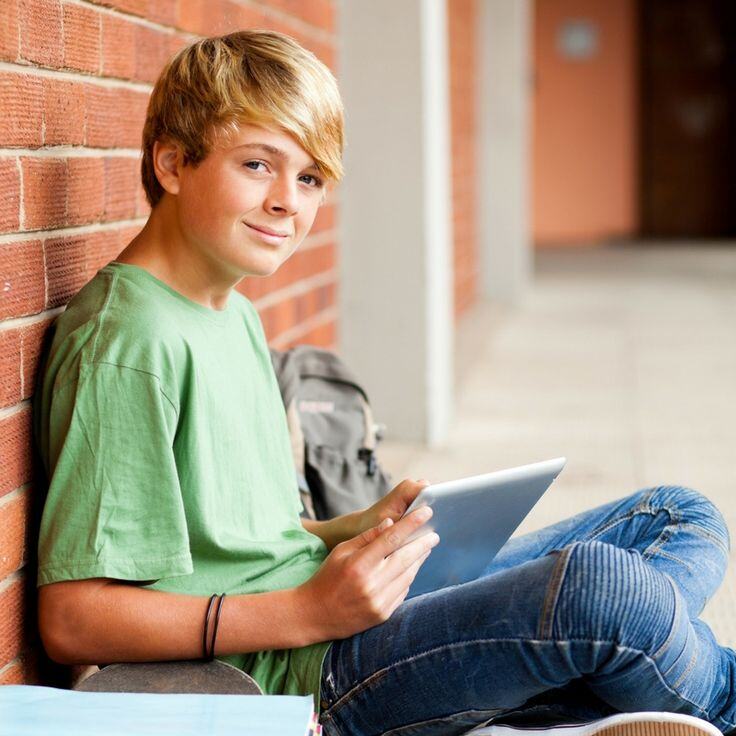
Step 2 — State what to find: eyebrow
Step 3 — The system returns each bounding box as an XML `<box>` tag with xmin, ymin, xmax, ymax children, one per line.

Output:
<box><xmin>234</xmin><ymin>143</ymin><xmax>318</xmax><ymax>170</ymax></box>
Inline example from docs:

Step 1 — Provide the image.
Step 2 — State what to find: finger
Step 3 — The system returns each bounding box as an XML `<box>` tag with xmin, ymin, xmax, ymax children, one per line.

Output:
<box><xmin>382</xmin><ymin>548</ymin><xmax>433</xmax><ymax>615</ymax></box>
<box><xmin>361</xmin><ymin>506</ymin><xmax>434</xmax><ymax>563</ymax></box>
<box><xmin>383</xmin><ymin>531</ymin><xmax>439</xmax><ymax>576</ymax></box>
<box><xmin>343</xmin><ymin>517</ymin><xmax>393</xmax><ymax>552</ymax></box>
<box><xmin>390</xmin><ymin>478</ymin><xmax>430</xmax><ymax>509</ymax></box>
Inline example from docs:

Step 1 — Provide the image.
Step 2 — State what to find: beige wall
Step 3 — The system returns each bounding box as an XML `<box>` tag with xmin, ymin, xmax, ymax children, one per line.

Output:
<box><xmin>533</xmin><ymin>0</ymin><xmax>638</xmax><ymax>246</ymax></box>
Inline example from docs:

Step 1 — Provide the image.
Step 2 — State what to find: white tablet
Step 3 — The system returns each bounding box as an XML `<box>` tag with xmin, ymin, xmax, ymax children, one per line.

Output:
<box><xmin>400</xmin><ymin>457</ymin><xmax>566</xmax><ymax>598</ymax></box>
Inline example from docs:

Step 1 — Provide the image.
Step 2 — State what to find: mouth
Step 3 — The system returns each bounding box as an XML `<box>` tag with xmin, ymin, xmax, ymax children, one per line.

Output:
<box><xmin>243</xmin><ymin>222</ymin><xmax>290</xmax><ymax>245</ymax></box>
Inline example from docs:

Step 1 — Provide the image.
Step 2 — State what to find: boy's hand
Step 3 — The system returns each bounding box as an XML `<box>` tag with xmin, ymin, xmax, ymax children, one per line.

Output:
<box><xmin>356</xmin><ymin>478</ymin><xmax>431</xmax><ymax>535</ymax></box>
<box><xmin>297</xmin><ymin>505</ymin><xmax>439</xmax><ymax>640</ymax></box>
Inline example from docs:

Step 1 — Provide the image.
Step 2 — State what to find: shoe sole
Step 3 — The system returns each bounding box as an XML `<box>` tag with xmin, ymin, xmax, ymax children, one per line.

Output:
<box><xmin>474</xmin><ymin>712</ymin><xmax>722</xmax><ymax>736</ymax></box>
<box><xmin>591</xmin><ymin>714</ymin><xmax>721</xmax><ymax>736</ymax></box>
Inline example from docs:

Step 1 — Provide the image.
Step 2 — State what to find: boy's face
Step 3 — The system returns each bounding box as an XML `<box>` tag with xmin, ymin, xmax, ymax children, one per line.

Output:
<box><xmin>164</xmin><ymin>123</ymin><xmax>327</xmax><ymax>280</ymax></box>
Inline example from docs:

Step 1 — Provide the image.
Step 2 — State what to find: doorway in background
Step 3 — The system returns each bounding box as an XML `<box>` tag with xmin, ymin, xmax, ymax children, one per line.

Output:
<box><xmin>639</xmin><ymin>0</ymin><xmax>736</xmax><ymax>238</ymax></box>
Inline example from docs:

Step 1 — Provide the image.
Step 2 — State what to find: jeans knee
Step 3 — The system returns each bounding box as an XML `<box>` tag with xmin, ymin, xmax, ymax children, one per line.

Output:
<box><xmin>640</xmin><ymin>485</ymin><xmax>730</xmax><ymax>556</ymax></box>
<box><xmin>551</xmin><ymin>540</ymin><xmax>677</xmax><ymax>654</ymax></box>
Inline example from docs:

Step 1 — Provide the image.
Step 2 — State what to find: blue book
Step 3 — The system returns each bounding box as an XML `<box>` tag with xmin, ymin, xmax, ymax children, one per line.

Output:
<box><xmin>0</xmin><ymin>685</ymin><xmax>319</xmax><ymax>736</ymax></box>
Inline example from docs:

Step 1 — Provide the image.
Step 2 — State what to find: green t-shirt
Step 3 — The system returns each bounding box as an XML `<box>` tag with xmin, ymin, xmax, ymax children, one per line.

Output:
<box><xmin>34</xmin><ymin>261</ymin><xmax>332</xmax><ymax>709</ymax></box>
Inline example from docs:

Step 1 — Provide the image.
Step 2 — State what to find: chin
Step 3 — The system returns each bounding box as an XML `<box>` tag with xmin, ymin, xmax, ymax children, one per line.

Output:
<box><xmin>244</xmin><ymin>258</ymin><xmax>284</xmax><ymax>278</ymax></box>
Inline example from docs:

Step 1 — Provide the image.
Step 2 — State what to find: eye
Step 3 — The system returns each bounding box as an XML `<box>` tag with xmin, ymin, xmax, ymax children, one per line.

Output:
<box><xmin>300</xmin><ymin>173</ymin><xmax>324</xmax><ymax>188</ymax></box>
<box><xmin>243</xmin><ymin>160</ymin><xmax>267</xmax><ymax>172</ymax></box>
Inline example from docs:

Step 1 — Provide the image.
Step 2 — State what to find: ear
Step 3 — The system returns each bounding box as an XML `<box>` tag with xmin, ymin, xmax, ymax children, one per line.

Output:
<box><xmin>152</xmin><ymin>139</ymin><xmax>184</xmax><ymax>197</ymax></box>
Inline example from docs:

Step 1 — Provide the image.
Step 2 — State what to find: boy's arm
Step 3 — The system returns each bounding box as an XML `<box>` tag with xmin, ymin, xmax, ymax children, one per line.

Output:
<box><xmin>39</xmin><ymin>579</ymin><xmax>314</xmax><ymax>665</ymax></box>
<box><xmin>39</xmin><ymin>502</ymin><xmax>438</xmax><ymax>665</ymax></box>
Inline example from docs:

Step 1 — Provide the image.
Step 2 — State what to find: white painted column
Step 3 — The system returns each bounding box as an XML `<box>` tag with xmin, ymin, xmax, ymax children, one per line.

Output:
<box><xmin>337</xmin><ymin>0</ymin><xmax>453</xmax><ymax>445</ymax></box>
<box><xmin>478</xmin><ymin>0</ymin><xmax>533</xmax><ymax>302</ymax></box>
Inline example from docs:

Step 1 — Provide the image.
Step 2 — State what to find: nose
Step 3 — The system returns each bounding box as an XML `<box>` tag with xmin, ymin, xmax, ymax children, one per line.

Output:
<box><xmin>264</xmin><ymin>175</ymin><xmax>298</xmax><ymax>217</ymax></box>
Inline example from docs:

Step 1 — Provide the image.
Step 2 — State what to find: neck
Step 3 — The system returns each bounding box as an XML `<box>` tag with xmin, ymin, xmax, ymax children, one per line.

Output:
<box><xmin>116</xmin><ymin>196</ymin><xmax>239</xmax><ymax>312</ymax></box>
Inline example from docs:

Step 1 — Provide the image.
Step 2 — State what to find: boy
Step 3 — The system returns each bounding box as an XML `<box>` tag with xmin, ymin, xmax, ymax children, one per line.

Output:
<box><xmin>35</xmin><ymin>29</ymin><xmax>736</xmax><ymax>736</ymax></box>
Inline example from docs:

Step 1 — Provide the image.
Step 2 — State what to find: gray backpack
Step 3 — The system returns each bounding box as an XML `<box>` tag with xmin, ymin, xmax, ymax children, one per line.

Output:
<box><xmin>269</xmin><ymin>345</ymin><xmax>393</xmax><ymax>520</ymax></box>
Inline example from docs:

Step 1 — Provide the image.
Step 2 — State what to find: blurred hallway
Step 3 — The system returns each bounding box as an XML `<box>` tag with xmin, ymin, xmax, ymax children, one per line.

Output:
<box><xmin>380</xmin><ymin>243</ymin><xmax>736</xmax><ymax>644</ymax></box>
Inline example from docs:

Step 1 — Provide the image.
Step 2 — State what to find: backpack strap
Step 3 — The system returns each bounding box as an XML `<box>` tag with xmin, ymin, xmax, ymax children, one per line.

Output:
<box><xmin>270</xmin><ymin>348</ymin><xmax>316</xmax><ymax>519</ymax></box>
<box><xmin>269</xmin><ymin>347</ymin><xmax>300</xmax><ymax>406</ymax></box>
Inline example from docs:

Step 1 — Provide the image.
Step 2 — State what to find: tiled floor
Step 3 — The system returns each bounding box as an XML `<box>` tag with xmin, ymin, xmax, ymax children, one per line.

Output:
<box><xmin>378</xmin><ymin>242</ymin><xmax>736</xmax><ymax>646</ymax></box>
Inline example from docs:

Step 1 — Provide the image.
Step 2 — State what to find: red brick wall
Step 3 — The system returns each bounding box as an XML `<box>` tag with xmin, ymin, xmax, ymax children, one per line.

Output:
<box><xmin>0</xmin><ymin>0</ymin><xmax>337</xmax><ymax>686</ymax></box>
<box><xmin>448</xmin><ymin>0</ymin><xmax>479</xmax><ymax>319</ymax></box>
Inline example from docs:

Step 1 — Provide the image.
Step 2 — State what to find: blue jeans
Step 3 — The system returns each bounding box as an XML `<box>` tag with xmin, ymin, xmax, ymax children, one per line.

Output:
<box><xmin>318</xmin><ymin>486</ymin><xmax>735</xmax><ymax>735</ymax></box>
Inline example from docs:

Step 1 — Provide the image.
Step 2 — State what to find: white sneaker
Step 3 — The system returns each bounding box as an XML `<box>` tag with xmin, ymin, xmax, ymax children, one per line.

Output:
<box><xmin>467</xmin><ymin>711</ymin><xmax>723</xmax><ymax>736</ymax></box>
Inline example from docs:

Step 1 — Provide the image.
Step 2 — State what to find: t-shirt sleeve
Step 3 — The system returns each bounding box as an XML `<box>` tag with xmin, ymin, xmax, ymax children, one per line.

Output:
<box><xmin>37</xmin><ymin>362</ymin><xmax>193</xmax><ymax>586</ymax></box>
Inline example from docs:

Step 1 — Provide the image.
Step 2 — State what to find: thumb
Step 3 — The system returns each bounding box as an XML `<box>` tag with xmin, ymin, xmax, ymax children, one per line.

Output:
<box><xmin>348</xmin><ymin>517</ymin><xmax>394</xmax><ymax>550</ymax></box>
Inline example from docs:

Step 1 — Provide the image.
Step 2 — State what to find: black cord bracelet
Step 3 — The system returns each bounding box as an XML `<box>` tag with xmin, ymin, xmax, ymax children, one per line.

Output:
<box><xmin>208</xmin><ymin>593</ymin><xmax>227</xmax><ymax>660</ymax></box>
<box><xmin>203</xmin><ymin>594</ymin><xmax>218</xmax><ymax>660</ymax></box>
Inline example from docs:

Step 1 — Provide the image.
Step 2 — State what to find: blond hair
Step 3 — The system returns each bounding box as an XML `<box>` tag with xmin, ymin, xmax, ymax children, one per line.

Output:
<box><xmin>141</xmin><ymin>30</ymin><xmax>344</xmax><ymax>208</ymax></box>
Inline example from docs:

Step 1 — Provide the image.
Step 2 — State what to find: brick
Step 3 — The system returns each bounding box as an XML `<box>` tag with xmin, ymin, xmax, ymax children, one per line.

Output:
<box><xmin>104</xmin><ymin>157</ymin><xmax>140</xmax><ymax>220</ymax></box>
<box><xmin>0</xmin><ymin>72</ymin><xmax>44</xmax><ymax>148</ymax></box>
<box><xmin>0</xmin><ymin>406</ymin><xmax>33</xmax><ymax>498</ymax></box>
<box><xmin>100</xmin><ymin>13</ymin><xmax>136</xmax><ymax>80</ymax></box>
<box><xmin>168</xmin><ymin>33</ymin><xmax>190</xmax><ymax>59</ymax></box>
<box><xmin>84</xmin><ymin>229</ymin><xmax>122</xmax><ymax>279</ymax></box>
<box><xmin>134</xmin><ymin>24</ymin><xmax>175</xmax><ymax>84</ymax></box>
<box><xmin>0</xmin><ymin>159</ymin><xmax>21</xmax><ymax>234</ymax></box>
<box><xmin>176</xmin><ymin>0</ymin><xmax>211</xmax><ymax>36</ymax></box>
<box><xmin>0</xmin><ymin>659</ymin><xmax>24</xmax><ymax>685</ymax></box>
<box><xmin>44</xmin><ymin>234</ymin><xmax>87</xmax><ymax>309</ymax></box>
<box><xmin>0</xmin><ymin>652</ymin><xmax>39</xmax><ymax>685</ymax></box>
<box><xmin>261</xmin><ymin>16</ymin><xmax>335</xmax><ymax>70</ymax></box>
<box><xmin>118</xmin><ymin>223</ymin><xmax>143</xmax><ymax>248</ymax></box>
<box><xmin>259</xmin><ymin>281</ymin><xmax>336</xmax><ymax>343</ymax></box>
<box><xmin>260</xmin><ymin>299</ymin><xmax>293</xmax><ymax>342</ymax></box>
<box><xmin>283</xmin><ymin>318</ymin><xmax>335</xmax><ymax>350</ymax></box>
<box><xmin>448</xmin><ymin>0</ymin><xmax>479</xmax><ymax>316</ymax></box>
<box><xmin>177</xmin><ymin>0</ymin><xmax>265</xmax><ymax>36</ymax></box>
<box><xmin>23</xmin><ymin>155</ymin><xmax>110</xmax><ymax>230</ymax></box>
<box><xmin>0</xmin><ymin>239</ymin><xmax>45</xmax><ymax>320</ymax></box>
<box><xmin>66</xmin><ymin>158</ymin><xmax>105</xmax><ymax>225</ymax></box>
<box><xmin>316</xmin><ymin>282</ymin><xmax>334</xmax><ymax>311</ymax></box>
<box><xmin>21</xmin><ymin>318</ymin><xmax>54</xmax><ymax>400</ymax></box>
<box><xmin>311</xmin><ymin>203</ymin><xmax>335</xmax><ymax>234</ymax></box>
<box><xmin>85</xmin><ymin>86</ymin><xmax>148</xmax><ymax>149</ymax></box>
<box><xmin>0</xmin><ymin>0</ymin><xmax>20</xmax><ymax>62</ymax></box>
<box><xmin>278</xmin><ymin>242</ymin><xmax>334</xmax><ymax>293</ymax></box>
<box><xmin>222</xmin><ymin>1</ymin><xmax>266</xmax><ymax>31</ymax></box>
<box><xmin>62</xmin><ymin>2</ymin><xmax>100</xmax><ymax>74</ymax></box>
<box><xmin>239</xmin><ymin>242</ymin><xmax>335</xmax><ymax>302</ymax></box>
<box><xmin>0</xmin><ymin>576</ymin><xmax>29</xmax><ymax>667</ymax></box>
<box><xmin>146</xmin><ymin>0</ymin><xmax>178</xmax><ymax>27</ymax></box>
<box><xmin>42</xmin><ymin>77</ymin><xmax>86</xmax><ymax>147</ymax></box>
<box><xmin>263</xmin><ymin>17</ymin><xmax>309</xmax><ymax>47</ymax></box>
<box><xmin>267</xmin><ymin>0</ymin><xmax>336</xmax><ymax>34</ymax></box>
<box><xmin>0</xmin><ymin>330</ymin><xmax>22</xmax><ymax>409</ymax></box>
<box><xmin>19</xmin><ymin>0</ymin><xmax>63</xmax><ymax>68</ymax></box>
<box><xmin>199</xmin><ymin>0</ymin><xmax>236</xmax><ymax>35</ymax></box>
<box><xmin>0</xmin><ymin>487</ymin><xmax>32</xmax><ymax>579</ymax></box>
<box><xmin>89</xmin><ymin>0</ymin><xmax>147</xmax><ymax>17</ymax></box>
<box><xmin>293</xmin><ymin>291</ymin><xmax>310</xmax><ymax>323</ymax></box>
<box><xmin>310</xmin><ymin>41</ymin><xmax>335</xmax><ymax>72</ymax></box>
<box><xmin>21</xmin><ymin>158</ymin><xmax>67</xmax><ymax>231</ymax></box>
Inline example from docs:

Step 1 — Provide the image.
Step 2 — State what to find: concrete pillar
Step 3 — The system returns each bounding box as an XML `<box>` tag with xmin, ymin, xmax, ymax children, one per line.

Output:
<box><xmin>478</xmin><ymin>0</ymin><xmax>533</xmax><ymax>302</ymax></box>
<box><xmin>337</xmin><ymin>0</ymin><xmax>454</xmax><ymax>445</ymax></box>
